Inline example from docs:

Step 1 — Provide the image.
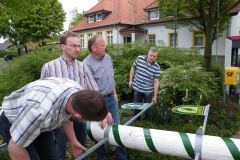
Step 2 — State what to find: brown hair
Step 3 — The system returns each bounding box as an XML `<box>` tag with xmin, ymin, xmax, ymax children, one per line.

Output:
<box><xmin>88</xmin><ymin>35</ymin><xmax>102</xmax><ymax>52</ymax></box>
<box><xmin>71</xmin><ymin>90</ymin><xmax>108</xmax><ymax>121</ymax></box>
<box><xmin>60</xmin><ymin>32</ymin><xmax>79</xmax><ymax>45</ymax></box>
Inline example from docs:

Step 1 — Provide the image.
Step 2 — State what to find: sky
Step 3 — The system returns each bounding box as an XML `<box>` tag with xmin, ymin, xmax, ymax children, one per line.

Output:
<box><xmin>58</xmin><ymin>0</ymin><xmax>98</xmax><ymax>31</ymax></box>
<box><xmin>0</xmin><ymin>0</ymin><xmax>98</xmax><ymax>42</ymax></box>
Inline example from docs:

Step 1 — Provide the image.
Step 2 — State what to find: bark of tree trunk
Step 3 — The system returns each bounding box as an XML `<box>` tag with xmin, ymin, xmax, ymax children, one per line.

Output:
<box><xmin>17</xmin><ymin>47</ymin><xmax>21</xmax><ymax>57</ymax></box>
<box><xmin>204</xmin><ymin>24</ymin><xmax>214</xmax><ymax>71</ymax></box>
<box><xmin>204</xmin><ymin>1</ymin><xmax>217</xmax><ymax>71</ymax></box>
<box><xmin>24</xmin><ymin>46</ymin><xmax>28</xmax><ymax>54</ymax></box>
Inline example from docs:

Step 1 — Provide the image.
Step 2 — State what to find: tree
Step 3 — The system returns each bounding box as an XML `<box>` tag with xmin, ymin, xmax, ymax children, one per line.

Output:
<box><xmin>68</xmin><ymin>8</ymin><xmax>86</xmax><ymax>29</ymax></box>
<box><xmin>158</xmin><ymin>0</ymin><xmax>240</xmax><ymax>71</ymax></box>
<box><xmin>0</xmin><ymin>0</ymin><xmax>65</xmax><ymax>56</ymax></box>
<box><xmin>0</xmin><ymin>0</ymin><xmax>44</xmax><ymax>15</ymax></box>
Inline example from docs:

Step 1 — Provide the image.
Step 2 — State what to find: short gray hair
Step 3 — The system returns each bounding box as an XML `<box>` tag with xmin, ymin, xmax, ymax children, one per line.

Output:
<box><xmin>149</xmin><ymin>47</ymin><xmax>158</xmax><ymax>53</ymax></box>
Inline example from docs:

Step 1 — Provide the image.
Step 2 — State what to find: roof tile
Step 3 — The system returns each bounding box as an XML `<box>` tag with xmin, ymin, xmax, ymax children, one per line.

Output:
<box><xmin>68</xmin><ymin>0</ymin><xmax>240</xmax><ymax>32</ymax></box>
<box><xmin>69</xmin><ymin>0</ymin><xmax>156</xmax><ymax>32</ymax></box>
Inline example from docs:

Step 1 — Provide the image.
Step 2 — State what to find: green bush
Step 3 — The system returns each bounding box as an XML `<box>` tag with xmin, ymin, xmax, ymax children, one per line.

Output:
<box><xmin>0</xmin><ymin>46</ymin><xmax>59</xmax><ymax>104</ymax></box>
<box><xmin>0</xmin><ymin>148</ymin><xmax>10</xmax><ymax>160</ymax></box>
<box><xmin>0</xmin><ymin>51</ymin><xmax>18</xmax><ymax>58</ymax></box>
<box><xmin>159</xmin><ymin>61</ymin><xmax>219</xmax><ymax>105</ymax></box>
<box><xmin>152</xmin><ymin>102</ymin><xmax>173</xmax><ymax>124</ymax></box>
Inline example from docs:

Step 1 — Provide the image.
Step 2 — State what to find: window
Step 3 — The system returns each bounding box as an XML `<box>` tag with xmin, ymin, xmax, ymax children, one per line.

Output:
<box><xmin>124</xmin><ymin>37</ymin><xmax>131</xmax><ymax>44</ymax></box>
<box><xmin>193</xmin><ymin>31</ymin><xmax>204</xmax><ymax>47</ymax></box>
<box><xmin>96</xmin><ymin>32</ymin><xmax>102</xmax><ymax>35</ymax></box>
<box><xmin>88</xmin><ymin>15</ymin><xmax>94</xmax><ymax>23</ymax></box>
<box><xmin>169</xmin><ymin>33</ymin><xmax>178</xmax><ymax>47</ymax></box>
<box><xmin>80</xmin><ymin>35</ymin><xmax>84</xmax><ymax>48</ymax></box>
<box><xmin>88</xmin><ymin>33</ymin><xmax>92</xmax><ymax>39</ymax></box>
<box><xmin>107</xmin><ymin>31</ymin><xmax>113</xmax><ymax>44</ymax></box>
<box><xmin>148</xmin><ymin>34</ymin><xmax>155</xmax><ymax>43</ymax></box>
<box><xmin>150</xmin><ymin>11</ymin><xmax>159</xmax><ymax>20</ymax></box>
<box><xmin>96</xmin><ymin>14</ymin><xmax>102</xmax><ymax>21</ymax></box>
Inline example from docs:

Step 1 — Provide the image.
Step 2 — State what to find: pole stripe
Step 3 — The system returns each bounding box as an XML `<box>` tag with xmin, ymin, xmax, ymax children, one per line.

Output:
<box><xmin>221</xmin><ymin>137</ymin><xmax>240</xmax><ymax>160</ymax></box>
<box><xmin>112</xmin><ymin>124</ymin><xmax>125</xmax><ymax>147</ymax></box>
<box><xmin>87</xmin><ymin>122</ymin><xmax>96</xmax><ymax>142</ymax></box>
<box><xmin>143</xmin><ymin>128</ymin><xmax>158</xmax><ymax>153</ymax></box>
<box><xmin>179</xmin><ymin>132</ymin><xmax>195</xmax><ymax>159</ymax></box>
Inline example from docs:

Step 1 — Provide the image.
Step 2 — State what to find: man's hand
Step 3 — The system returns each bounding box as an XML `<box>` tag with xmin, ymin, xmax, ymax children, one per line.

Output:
<box><xmin>69</xmin><ymin>140</ymin><xmax>87</xmax><ymax>158</ymax></box>
<box><xmin>99</xmin><ymin>112</ymin><xmax>113</xmax><ymax>129</ymax></box>
<box><xmin>152</xmin><ymin>97</ymin><xmax>157</xmax><ymax>104</ymax></box>
<box><xmin>106</xmin><ymin>112</ymin><xmax>113</xmax><ymax>124</ymax></box>
<box><xmin>128</xmin><ymin>81</ymin><xmax>133</xmax><ymax>88</ymax></box>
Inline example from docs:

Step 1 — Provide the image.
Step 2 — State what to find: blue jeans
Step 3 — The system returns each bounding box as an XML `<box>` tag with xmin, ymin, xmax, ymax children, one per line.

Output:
<box><xmin>133</xmin><ymin>90</ymin><xmax>152</xmax><ymax>121</ymax></box>
<box><xmin>54</xmin><ymin>119</ymin><xmax>87</xmax><ymax>160</ymax></box>
<box><xmin>96</xmin><ymin>95</ymin><xmax>128</xmax><ymax>160</ymax></box>
<box><xmin>0</xmin><ymin>112</ymin><xmax>56</xmax><ymax>160</ymax></box>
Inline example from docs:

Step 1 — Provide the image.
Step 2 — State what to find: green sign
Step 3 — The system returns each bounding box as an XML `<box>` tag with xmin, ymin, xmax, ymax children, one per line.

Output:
<box><xmin>172</xmin><ymin>105</ymin><xmax>206</xmax><ymax>115</ymax></box>
<box><xmin>121</xmin><ymin>103</ymin><xmax>149</xmax><ymax>110</ymax></box>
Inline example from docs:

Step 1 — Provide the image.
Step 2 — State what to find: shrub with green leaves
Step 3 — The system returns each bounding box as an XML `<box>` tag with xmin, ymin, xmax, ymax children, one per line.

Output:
<box><xmin>0</xmin><ymin>46</ymin><xmax>59</xmax><ymax>104</ymax></box>
<box><xmin>159</xmin><ymin>61</ymin><xmax>219</xmax><ymax>105</ymax></box>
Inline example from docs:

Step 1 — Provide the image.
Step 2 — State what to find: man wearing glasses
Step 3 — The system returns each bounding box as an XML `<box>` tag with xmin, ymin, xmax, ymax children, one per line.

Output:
<box><xmin>40</xmin><ymin>32</ymin><xmax>112</xmax><ymax>160</ymax></box>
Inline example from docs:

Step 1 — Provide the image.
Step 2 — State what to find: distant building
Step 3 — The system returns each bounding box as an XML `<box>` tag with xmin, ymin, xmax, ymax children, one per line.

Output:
<box><xmin>68</xmin><ymin>0</ymin><xmax>240</xmax><ymax>66</ymax></box>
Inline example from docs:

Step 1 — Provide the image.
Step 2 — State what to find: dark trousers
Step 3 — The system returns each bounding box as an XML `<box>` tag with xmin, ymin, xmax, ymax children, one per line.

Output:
<box><xmin>96</xmin><ymin>95</ymin><xmax>128</xmax><ymax>160</ymax></box>
<box><xmin>53</xmin><ymin>119</ymin><xmax>87</xmax><ymax>160</ymax></box>
<box><xmin>0</xmin><ymin>112</ymin><xmax>57</xmax><ymax>160</ymax></box>
<box><xmin>133</xmin><ymin>90</ymin><xmax>152</xmax><ymax>121</ymax></box>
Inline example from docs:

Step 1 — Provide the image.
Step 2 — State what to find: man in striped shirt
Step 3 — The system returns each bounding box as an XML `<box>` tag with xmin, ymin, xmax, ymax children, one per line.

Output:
<box><xmin>0</xmin><ymin>77</ymin><xmax>108</xmax><ymax>160</ymax></box>
<box><xmin>83</xmin><ymin>35</ymin><xmax>128</xmax><ymax>160</ymax></box>
<box><xmin>40</xmin><ymin>32</ymin><xmax>112</xmax><ymax>160</ymax></box>
<box><xmin>129</xmin><ymin>47</ymin><xmax>160</xmax><ymax>121</ymax></box>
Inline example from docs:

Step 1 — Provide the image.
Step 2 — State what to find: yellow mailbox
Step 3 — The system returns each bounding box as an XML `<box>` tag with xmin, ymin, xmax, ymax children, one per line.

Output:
<box><xmin>225</xmin><ymin>66</ymin><xmax>240</xmax><ymax>85</ymax></box>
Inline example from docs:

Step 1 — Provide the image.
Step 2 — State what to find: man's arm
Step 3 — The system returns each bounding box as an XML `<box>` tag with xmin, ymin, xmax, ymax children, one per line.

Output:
<box><xmin>84</xmin><ymin>64</ymin><xmax>98</xmax><ymax>90</ymax></box>
<box><xmin>129</xmin><ymin>67</ymin><xmax>135</xmax><ymax>88</ymax></box>
<box><xmin>152</xmin><ymin>78</ymin><xmax>159</xmax><ymax>104</ymax></box>
<box><xmin>112</xmin><ymin>87</ymin><xmax>118</xmax><ymax>102</ymax></box>
<box><xmin>40</xmin><ymin>64</ymin><xmax>49</xmax><ymax>79</ymax></box>
<box><xmin>62</xmin><ymin>122</ymin><xmax>86</xmax><ymax>158</ymax></box>
<box><xmin>8</xmin><ymin>138</ymin><xmax>30</xmax><ymax>160</ymax></box>
<box><xmin>99</xmin><ymin>86</ymin><xmax>116</xmax><ymax>129</ymax></box>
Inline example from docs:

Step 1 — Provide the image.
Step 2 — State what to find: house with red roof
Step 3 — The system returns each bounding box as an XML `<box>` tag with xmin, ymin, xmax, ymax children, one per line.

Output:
<box><xmin>68</xmin><ymin>0</ymin><xmax>240</xmax><ymax>65</ymax></box>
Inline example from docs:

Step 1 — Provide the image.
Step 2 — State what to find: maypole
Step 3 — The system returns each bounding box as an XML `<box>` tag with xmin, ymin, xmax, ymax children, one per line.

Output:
<box><xmin>87</xmin><ymin>121</ymin><xmax>240</xmax><ymax>160</ymax></box>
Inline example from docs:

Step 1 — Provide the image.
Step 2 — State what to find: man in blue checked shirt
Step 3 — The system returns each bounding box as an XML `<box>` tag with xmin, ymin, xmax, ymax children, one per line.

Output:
<box><xmin>83</xmin><ymin>35</ymin><xmax>128</xmax><ymax>160</ymax></box>
<box><xmin>129</xmin><ymin>47</ymin><xmax>160</xmax><ymax>121</ymax></box>
<box><xmin>0</xmin><ymin>77</ymin><xmax>108</xmax><ymax>160</ymax></box>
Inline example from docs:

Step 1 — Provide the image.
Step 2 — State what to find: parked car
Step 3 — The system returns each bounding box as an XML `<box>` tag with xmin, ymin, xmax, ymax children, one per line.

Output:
<box><xmin>4</xmin><ymin>54</ymin><xmax>14</xmax><ymax>61</ymax></box>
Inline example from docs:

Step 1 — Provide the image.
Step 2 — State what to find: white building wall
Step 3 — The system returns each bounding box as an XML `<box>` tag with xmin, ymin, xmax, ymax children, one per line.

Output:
<box><xmin>211</xmin><ymin>30</ymin><xmax>228</xmax><ymax>56</ymax></box>
<box><xmin>77</xmin><ymin>12</ymin><xmax>240</xmax><ymax>54</ymax></box>
<box><xmin>229</xmin><ymin>12</ymin><xmax>240</xmax><ymax>36</ymax></box>
<box><xmin>211</xmin><ymin>12</ymin><xmax>240</xmax><ymax>58</ymax></box>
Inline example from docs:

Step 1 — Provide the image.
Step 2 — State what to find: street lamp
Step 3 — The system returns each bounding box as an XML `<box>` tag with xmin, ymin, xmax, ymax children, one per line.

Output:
<box><xmin>142</xmin><ymin>21</ymin><xmax>146</xmax><ymax>43</ymax></box>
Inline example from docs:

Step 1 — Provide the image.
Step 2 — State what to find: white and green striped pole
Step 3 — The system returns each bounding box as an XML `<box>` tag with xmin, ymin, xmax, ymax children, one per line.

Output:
<box><xmin>87</xmin><ymin>121</ymin><xmax>240</xmax><ymax>160</ymax></box>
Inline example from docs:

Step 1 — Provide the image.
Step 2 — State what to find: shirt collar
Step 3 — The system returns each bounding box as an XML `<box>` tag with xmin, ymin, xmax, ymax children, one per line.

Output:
<box><xmin>90</xmin><ymin>53</ymin><xmax>105</xmax><ymax>61</ymax></box>
<box><xmin>60</xmin><ymin>55</ymin><xmax>75</xmax><ymax>65</ymax></box>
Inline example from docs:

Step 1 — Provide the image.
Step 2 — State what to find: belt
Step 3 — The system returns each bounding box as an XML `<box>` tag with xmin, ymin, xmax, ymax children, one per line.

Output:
<box><xmin>103</xmin><ymin>93</ymin><xmax>112</xmax><ymax>98</ymax></box>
